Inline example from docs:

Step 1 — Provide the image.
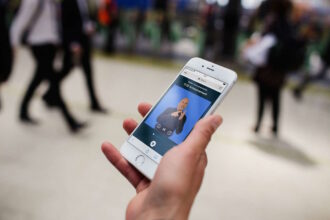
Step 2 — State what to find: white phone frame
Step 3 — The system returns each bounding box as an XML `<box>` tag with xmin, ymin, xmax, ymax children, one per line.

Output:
<box><xmin>120</xmin><ymin>57</ymin><xmax>237</xmax><ymax>179</ymax></box>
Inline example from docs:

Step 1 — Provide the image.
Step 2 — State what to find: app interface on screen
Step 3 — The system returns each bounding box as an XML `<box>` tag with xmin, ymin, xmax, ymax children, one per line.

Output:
<box><xmin>129</xmin><ymin>68</ymin><xmax>227</xmax><ymax>162</ymax></box>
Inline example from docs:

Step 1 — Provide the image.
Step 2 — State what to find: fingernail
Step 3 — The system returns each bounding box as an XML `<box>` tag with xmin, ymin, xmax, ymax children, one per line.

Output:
<box><xmin>212</xmin><ymin>115</ymin><xmax>222</xmax><ymax>129</ymax></box>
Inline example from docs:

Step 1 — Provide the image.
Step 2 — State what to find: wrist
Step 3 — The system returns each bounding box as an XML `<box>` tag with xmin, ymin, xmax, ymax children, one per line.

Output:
<box><xmin>138</xmin><ymin>198</ymin><xmax>191</xmax><ymax>220</ymax></box>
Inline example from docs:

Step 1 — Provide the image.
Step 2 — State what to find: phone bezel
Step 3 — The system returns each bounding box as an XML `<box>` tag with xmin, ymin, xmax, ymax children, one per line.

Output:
<box><xmin>120</xmin><ymin>57</ymin><xmax>237</xmax><ymax>179</ymax></box>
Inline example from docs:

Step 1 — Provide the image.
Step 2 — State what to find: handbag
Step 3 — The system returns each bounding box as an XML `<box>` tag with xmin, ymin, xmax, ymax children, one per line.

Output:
<box><xmin>242</xmin><ymin>33</ymin><xmax>277</xmax><ymax>67</ymax></box>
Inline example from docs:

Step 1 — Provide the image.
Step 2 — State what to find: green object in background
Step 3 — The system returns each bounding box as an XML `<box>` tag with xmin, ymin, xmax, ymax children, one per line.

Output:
<box><xmin>170</xmin><ymin>21</ymin><xmax>182</xmax><ymax>43</ymax></box>
<box><xmin>197</xmin><ymin>29</ymin><xmax>206</xmax><ymax>56</ymax></box>
<box><xmin>143</xmin><ymin>20</ymin><xmax>161</xmax><ymax>49</ymax></box>
<box><xmin>119</xmin><ymin>12</ymin><xmax>137</xmax><ymax>49</ymax></box>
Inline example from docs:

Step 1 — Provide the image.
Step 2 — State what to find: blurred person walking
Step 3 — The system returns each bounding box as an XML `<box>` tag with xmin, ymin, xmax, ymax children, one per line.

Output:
<box><xmin>0</xmin><ymin>0</ymin><xmax>13</xmax><ymax>110</ymax></box>
<box><xmin>251</xmin><ymin>0</ymin><xmax>306</xmax><ymax>136</ymax></box>
<box><xmin>98</xmin><ymin>0</ymin><xmax>119</xmax><ymax>54</ymax></box>
<box><xmin>200</xmin><ymin>3</ymin><xmax>217</xmax><ymax>60</ymax></box>
<box><xmin>44</xmin><ymin>0</ymin><xmax>107</xmax><ymax>113</ymax></box>
<box><xmin>11</xmin><ymin>0</ymin><xmax>87</xmax><ymax>132</ymax></box>
<box><xmin>154</xmin><ymin>0</ymin><xmax>171</xmax><ymax>44</ymax></box>
<box><xmin>294</xmin><ymin>35</ymin><xmax>330</xmax><ymax>99</ymax></box>
<box><xmin>221</xmin><ymin>0</ymin><xmax>242</xmax><ymax>60</ymax></box>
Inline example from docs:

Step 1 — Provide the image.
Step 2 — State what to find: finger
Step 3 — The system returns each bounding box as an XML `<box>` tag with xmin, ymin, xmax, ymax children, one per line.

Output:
<box><xmin>135</xmin><ymin>178</ymin><xmax>150</xmax><ymax>193</ymax></box>
<box><xmin>138</xmin><ymin>102</ymin><xmax>152</xmax><ymax>117</ymax></box>
<box><xmin>181</xmin><ymin>115</ymin><xmax>222</xmax><ymax>155</ymax></box>
<box><xmin>123</xmin><ymin>118</ymin><xmax>138</xmax><ymax>135</ymax></box>
<box><xmin>101</xmin><ymin>142</ymin><xmax>145</xmax><ymax>189</ymax></box>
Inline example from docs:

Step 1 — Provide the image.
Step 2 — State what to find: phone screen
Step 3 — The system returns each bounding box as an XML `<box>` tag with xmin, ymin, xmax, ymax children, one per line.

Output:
<box><xmin>128</xmin><ymin>68</ymin><xmax>227</xmax><ymax>163</ymax></box>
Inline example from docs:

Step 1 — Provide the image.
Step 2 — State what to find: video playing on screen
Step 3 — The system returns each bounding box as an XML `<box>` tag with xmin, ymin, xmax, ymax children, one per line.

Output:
<box><xmin>132</xmin><ymin>69</ymin><xmax>222</xmax><ymax>156</ymax></box>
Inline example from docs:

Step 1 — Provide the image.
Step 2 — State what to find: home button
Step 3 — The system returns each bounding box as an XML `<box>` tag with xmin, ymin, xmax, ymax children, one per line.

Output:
<box><xmin>135</xmin><ymin>155</ymin><xmax>145</xmax><ymax>166</ymax></box>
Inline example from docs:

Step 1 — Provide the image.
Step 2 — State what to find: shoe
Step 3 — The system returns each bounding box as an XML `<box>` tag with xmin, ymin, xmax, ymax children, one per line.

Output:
<box><xmin>69</xmin><ymin>122</ymin><xmax>88</xmax><ymax>134</ymax></box>
<box><xmin>271</xmin><ymin>126</ymin><xmax>278</xmax><ymax>137</ymax></box>
<box><xmin>253</xmin><ymin>125</ymin><xmax>260</xmax><ymax>133</ymax></box>
<box><xmin>293</xmin><ymin>88</ymin><xmax>302</xmax><ymax>101</ymax></box>
<box><xmin>90</xmin><ymin>105</ymin><xmax>108</xmax><ymax>114</ymax></box>
<box><xmin>42</xmin><ymin>92</ymin><xmax>59</xmax><ymax>108</ymax></box>
<box><xmin>20</xmin><ymin>114</ymin><xmax>39</xmax><ymax>125</ymax></box>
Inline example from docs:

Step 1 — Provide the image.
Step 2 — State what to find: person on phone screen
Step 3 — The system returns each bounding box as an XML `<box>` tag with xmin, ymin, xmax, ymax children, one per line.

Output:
<box><xmin>155</xmin><ymin>98</ymin><xmax>189</xmax><ymax>137</ymax></box>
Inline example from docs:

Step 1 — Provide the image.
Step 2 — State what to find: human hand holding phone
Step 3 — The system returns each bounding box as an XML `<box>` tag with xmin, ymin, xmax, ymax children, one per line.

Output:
<box><xmin>102</xmin><ymin>102</ymin><xmax>223</xmax><ymax>220</ymax></box>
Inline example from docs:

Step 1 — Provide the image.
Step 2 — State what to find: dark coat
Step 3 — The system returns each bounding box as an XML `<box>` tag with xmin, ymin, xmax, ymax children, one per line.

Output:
<box><xmin>61</xmin><ymin>0</ymin><xmax>88</xmax><ymax>46</ymax></box>
<box><xmin>156</xmin><ymin>107</ymin><xmax>187</xmax><ymax>137</ymax></box>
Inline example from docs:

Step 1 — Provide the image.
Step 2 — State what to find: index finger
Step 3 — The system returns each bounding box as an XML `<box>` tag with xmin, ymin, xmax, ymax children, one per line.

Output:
<box><xmin>138</xmin><ymin>102</ymin><xmax>152</xmax><ymax>117</ymax></box>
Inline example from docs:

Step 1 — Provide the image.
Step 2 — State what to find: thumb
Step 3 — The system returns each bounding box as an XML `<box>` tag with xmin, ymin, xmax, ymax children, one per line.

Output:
<box><xmin>180</xmin><ymin>115</ymin><xmax>223</xmax><ymax>155</ymax></box>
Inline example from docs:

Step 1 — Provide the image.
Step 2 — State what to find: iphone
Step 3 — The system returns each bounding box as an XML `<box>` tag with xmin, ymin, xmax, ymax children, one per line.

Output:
<box><xmin>120</xmin><ymin>57</ymin><xmax>237</xmax><ymax>179</ymax></box>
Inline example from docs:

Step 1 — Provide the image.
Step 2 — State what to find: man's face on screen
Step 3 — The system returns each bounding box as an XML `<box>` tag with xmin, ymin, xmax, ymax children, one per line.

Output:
<box><xmin>177</xmin><ymin>98</ymin><xmax>189</xmax><ymax>111</ymax></box>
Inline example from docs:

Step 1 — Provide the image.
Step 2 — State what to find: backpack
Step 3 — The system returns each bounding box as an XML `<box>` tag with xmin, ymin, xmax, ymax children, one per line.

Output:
<box><xmin>267</xmin><ymin>31</ymin><xmax>307</xmax><ymax>72</ymax></box>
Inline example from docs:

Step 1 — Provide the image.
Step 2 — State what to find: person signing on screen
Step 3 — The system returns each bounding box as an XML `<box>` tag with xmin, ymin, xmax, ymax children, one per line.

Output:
<box><xmin>155</xmin><ymin>98</ymin><xmax>189</xmax><ymax>137</ymax></box>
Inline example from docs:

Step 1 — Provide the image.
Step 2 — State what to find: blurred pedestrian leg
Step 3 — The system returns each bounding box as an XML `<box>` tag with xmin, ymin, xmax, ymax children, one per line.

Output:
<box><xmin>254</xmin><ymin>67</ymin><xmax>282</xmax><ymax>134</ymax></box>
<box><xmin>19</xmin><ymin>44</ymin><xmax>55</xmax><ymax>124</ymax></box>
<box><xmin>50</xmin><ymin>0</ymin><xmax>107</xmax><ymax>114</ymax></box>
<box><xmin>0</xmin><ymin>0</ymin><xmax>13</xmax><ymax>111</ymax></box>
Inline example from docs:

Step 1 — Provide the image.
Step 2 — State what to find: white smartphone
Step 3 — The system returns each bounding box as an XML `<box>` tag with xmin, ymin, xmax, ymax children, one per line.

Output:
<box><xmin>120</xmin><ymin>57</ymin><xmax>237</xmax><ymax>179</ymax></box>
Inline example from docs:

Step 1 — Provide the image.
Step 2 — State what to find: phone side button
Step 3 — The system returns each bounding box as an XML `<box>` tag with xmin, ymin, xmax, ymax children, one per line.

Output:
<box><xmin>135</xmin><ymin>155</ymin><xmax>145</xmax><ymax>166</ymax></box>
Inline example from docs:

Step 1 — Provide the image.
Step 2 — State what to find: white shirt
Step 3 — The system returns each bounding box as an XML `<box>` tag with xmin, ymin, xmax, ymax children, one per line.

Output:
<box><xmin>10</xmin><ymin>0</ymin><xmax>60</xmax><ymax>47</ymax></box>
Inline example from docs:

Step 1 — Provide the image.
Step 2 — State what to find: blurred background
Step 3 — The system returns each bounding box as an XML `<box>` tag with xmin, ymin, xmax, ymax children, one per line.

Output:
<box><xmin>0</xmin><ymin>0</ymin><xmax>330</xmax><ymax>219</ymax></box>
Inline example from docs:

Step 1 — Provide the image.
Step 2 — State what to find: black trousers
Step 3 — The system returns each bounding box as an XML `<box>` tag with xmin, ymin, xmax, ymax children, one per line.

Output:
<box><xmin>255</xmin><ymin>84</ymin><xmax>281</xmax><ymax>132</ymax></box>
<box><xmin>59</xmin><ymin>39</ymin><xmax>100</xmax><ymax>108</ymax></box>
<box><xmin>0</xmin><ymin>40</ymin><xmax>12</xmax><ymax>84</ymax></box>
<box><xmin>20</xmin><ymin>44</ymin><xmax>78</xmax><ymax>127</ymax></box>
<box><xmin>222</xmin><ymin>29</ymin><xmax>238</xmax><ymax>59</ymax></box>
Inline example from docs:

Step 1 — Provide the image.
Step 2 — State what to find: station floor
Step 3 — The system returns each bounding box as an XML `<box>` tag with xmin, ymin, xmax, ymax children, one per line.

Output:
<box><xmin>1</xmin><ymin>49</ymin><xmax>330</xmax><ymax>220</ymax></box>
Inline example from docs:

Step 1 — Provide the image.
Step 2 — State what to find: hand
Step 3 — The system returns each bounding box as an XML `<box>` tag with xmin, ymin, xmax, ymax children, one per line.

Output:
<box><xmin>85</xmin><ymin>22</ymin><xmax>96</xmax><ymax>36</ymax></box>
<box><xmin>179</xmin><ymin>111</ymin><xmax>186</xmax><ymax>120</ymax></box>
<box><xmin>70</xmin><ymin>42</ymin><xmax>83</xmax><ymax>57</ymax></box>
<box><xmin>102</xmin><ymin>102</ymin><xmax>223</xmax><ymax>220</ymax></box>
<box><xmin>171</xmin><ymin>111</ymin><xmax>181</xmax><ymax>117</ymax></box>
